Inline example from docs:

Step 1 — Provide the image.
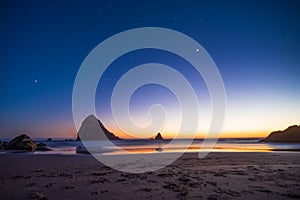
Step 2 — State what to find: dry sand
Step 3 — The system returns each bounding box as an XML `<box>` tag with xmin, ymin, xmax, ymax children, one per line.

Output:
<box><xmin>0</xmin><ymin>152</ymin><xmax>299</xmax><ymax>200</ymax></box>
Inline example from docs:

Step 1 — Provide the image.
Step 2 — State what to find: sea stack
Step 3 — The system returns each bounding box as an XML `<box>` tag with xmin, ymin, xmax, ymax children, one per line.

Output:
<box><xmin>155</xmin><ymin>132</ymin><xmax>164</xmax><ymax>140</ymax></box>
<box><xmin>261</xmin><ymin>125</ymin><xmax>300</xmax><ymax>143</ymax></box>
<box><xmin>76</xmin><ymin>114</ymin><xmax>121</xmax><ymax>141</ymax></box>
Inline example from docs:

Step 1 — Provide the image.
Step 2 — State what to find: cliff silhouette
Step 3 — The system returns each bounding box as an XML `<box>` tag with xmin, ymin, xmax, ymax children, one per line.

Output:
<box><xmin>261</xmin><ymin>125</ymin><xmax>300</xmax><ymax>143</ymax></box>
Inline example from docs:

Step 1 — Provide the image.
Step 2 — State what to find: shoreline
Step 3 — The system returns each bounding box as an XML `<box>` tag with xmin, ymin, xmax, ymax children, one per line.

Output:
<box><xmin>2</xmin><ymin>136</ymin><xmax>300</xmax><ymax>155</ymax></box>
<box><xmin>2</xmin><ymin>146</ymin><xmax>300</xmax><ymax>156</ymax></box>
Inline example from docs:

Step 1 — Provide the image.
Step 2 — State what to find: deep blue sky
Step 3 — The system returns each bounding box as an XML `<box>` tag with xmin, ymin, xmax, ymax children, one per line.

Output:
<box><xmin>0</xmin><ymin>0</ymin><xmax>299</xmax><ymax>138</ymax></box>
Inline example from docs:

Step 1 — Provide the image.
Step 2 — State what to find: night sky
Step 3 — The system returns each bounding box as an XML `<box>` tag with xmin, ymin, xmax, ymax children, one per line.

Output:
<box><xmin>0</xmin><ymin>0</ymin><xmax>300</xmax><ymax>139</ymax></box>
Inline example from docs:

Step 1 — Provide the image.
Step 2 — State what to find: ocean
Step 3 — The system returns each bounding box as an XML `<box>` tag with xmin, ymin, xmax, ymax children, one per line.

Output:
<box><xmin>2</xmin><ymin>138</ymin><xmax>298</xmax><ymax>155</ymax></box>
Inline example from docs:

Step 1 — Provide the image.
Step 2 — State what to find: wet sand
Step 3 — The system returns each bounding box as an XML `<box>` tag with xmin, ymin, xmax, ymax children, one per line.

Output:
<box><xmin>0</xmin><ymin>152</ymin><xmax>299</xmax><ymax>199</ymax></box>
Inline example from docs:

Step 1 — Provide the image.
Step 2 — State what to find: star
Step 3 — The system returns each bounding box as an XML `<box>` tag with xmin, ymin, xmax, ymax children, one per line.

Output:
<box><xmin>196</xmin><ymin>48</ymin><xmax>200</xmax><ymax>52</ymax></box>
<box><xmin>34</xmin><ymin>79</ymin><xmax>38</xmax><ymax>83</ymax></box>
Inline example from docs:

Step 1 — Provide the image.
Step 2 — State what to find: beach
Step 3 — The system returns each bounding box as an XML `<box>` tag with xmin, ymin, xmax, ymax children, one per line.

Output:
<box><xmin>0</xmin><ymin>152</ymin><xmax>299</xmax><ymax>200</ymax></box>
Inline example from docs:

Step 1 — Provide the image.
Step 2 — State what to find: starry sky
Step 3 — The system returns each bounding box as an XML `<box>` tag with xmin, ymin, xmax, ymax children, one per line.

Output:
<box><xmin>0</xmin><ymin>0</ymin><xmax>300</xmax><ymax>139</ymax></box>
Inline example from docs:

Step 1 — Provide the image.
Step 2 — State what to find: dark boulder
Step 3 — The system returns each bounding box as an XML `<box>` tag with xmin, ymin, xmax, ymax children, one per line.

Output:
<box><xmin>36</xmin><ymin>142</ymin><xmax>51</xmax><ymax>151</ymax></box>
<box><xmin>37</xmin><ymin>142</ymin><xmax>46</xmax><ymax>147</ymax></box>
<box><xmin>0</xmin><ymin>140</ymin><xmax>7</xmax><ymax>149</ymax></box>
<box><xmin>5</xmin><ymin>134</ymin><xmax>37</xmax><ymax>151</ymax></box>
<box><xmin>76</xmin><ymin>146</ymin><xmax>90</xmax><ymax>154</ymax></box>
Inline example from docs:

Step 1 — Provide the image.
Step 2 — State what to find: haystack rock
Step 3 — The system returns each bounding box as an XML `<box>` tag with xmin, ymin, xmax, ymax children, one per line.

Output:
<box><xmin>76</xmin><ymin>114</ymin><xmax>121</xmax><ymax>141</ymax></box>
<box><xmin>5</xmin><ymin>134</ymin><xmax>37</xmax><ymax>151</ymax></box>
<box><xmin>155</xmin><ymin>132</ymin><xmax>164</xmax><ymax>140</ymax></box>
<box><xmin>261</xmin><ymin>125</ymin><xmax>300</xmax><ymax>143</ymax></box>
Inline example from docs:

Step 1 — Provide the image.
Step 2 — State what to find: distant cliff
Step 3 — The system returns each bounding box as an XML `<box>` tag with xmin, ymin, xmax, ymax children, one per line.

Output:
<box><xmin>76</xmin><ymin>115</ymin><xmax>121</xmax><ymax>141</ymax></box>
<box><xmin>261</xmin><ymin>125</ymin><xmax>300</xmax><ymax>143</ymax></box>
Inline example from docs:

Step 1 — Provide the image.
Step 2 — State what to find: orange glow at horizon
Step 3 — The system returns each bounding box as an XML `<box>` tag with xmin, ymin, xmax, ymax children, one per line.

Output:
<box><xmin>108</xmin><ymin>131</ymin><xmax>270</xmax><ymax>139</ymax></box>
<box><xmin>62</xmin><ymin>118</ymin><xmax>299</xmax><ymax>139</ymax></box>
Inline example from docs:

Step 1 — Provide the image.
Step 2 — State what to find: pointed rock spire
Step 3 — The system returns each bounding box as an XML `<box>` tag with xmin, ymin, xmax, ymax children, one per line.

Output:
<box><xmin>154</xmin><ymin>132</ymin><xmax>163</xmax><ymax>140</ymax></box>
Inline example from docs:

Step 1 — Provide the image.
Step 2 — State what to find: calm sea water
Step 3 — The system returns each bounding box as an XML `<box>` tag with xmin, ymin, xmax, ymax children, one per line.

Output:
<box><xmin>12</xmin><ymin>138</ymin><xmax>299</xmax><ymax>155</ymax></box>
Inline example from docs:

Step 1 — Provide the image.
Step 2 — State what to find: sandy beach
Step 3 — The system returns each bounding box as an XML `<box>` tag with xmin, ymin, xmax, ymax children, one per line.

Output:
<box><xmin>0</xmin><ymin>152</ymin><xmax>299</xmax><ymax>200</ymax></box>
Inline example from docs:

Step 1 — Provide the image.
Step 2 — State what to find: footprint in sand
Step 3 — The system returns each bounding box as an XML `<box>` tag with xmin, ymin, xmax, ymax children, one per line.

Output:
<box><xmin>28</xmin><ymin>191</ymin><xmax>48</xmax><ymax>200</ymax></box>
